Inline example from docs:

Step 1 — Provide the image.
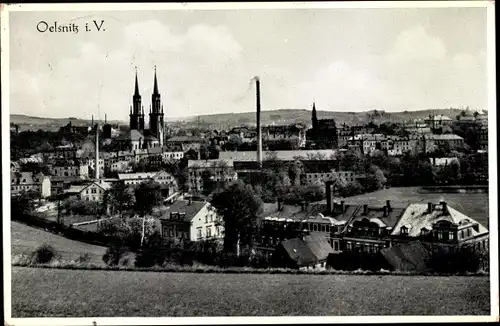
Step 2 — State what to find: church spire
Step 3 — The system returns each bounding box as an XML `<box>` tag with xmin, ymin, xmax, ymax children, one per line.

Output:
<box><xmin>312</xmin><ymin>101</ymin><xmax>318</xmax><ymax>130</ymax></box>
<box><xmin>134</xmin><ymin>66</ymin><xmax>140</xmax><ymax>96</ymax></box>
<box><xmin>153</xmin><ymin>65</ymin><xmax>159</xmax><ymax>95</ymax></box>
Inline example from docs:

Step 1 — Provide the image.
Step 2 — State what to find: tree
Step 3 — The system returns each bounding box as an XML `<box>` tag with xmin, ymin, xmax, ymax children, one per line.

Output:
<box><xmin>106</xmin><ymin>183</ymin><xmax>136</xmax><ymax>217</ymax></box>
<box><xmin>11</xmin><ymin>192</ymin><xmax>37</xmax><ymax>219</ymax></box>
<box><xmin>210</xmin><ymin>180</ymin><xmax>263</xmax><ymax>254</ymax></box>
<box><xmin>362</xmin><ymin>165</ymin><xmax>387</xmax><ymax>192</ymax></box>
<box><xmin>134</xmin><ymin>181</ymin><xmax>163</xmax><ymax>246</ymax></box>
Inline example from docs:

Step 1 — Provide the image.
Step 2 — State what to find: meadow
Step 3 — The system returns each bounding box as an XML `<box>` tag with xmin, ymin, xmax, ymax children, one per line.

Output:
<box><xmin>10</xmin><ymin>221</ymin><xmax>107</xmax><ymax>265</ymax></box>
<box><xmin>344</xmin><ymin>187</ymin><xmax>490</xmax><ymax>227</ymax></box>
<box><xmin>11</xmin><ymin>267</ymin><xmax>489</xmax><ymax>317</ymax></box>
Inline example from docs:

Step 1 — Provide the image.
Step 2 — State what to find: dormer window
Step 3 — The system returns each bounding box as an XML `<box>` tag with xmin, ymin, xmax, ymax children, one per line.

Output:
<box><xmin>401</xmin><ymin>226</ymin><xmax>409</xmax><ymax>236</ymax></box>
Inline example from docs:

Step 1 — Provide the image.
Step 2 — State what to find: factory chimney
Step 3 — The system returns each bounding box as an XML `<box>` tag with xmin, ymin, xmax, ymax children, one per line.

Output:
<box><xmin>254</xmin><ymin>76</ymin><xmax>262</xmax><ymax>166</ymax></box>
<box><xmin>95</xmin><ymin>123</ymin><xmax>99</xmax><ymax>180</ymax></box>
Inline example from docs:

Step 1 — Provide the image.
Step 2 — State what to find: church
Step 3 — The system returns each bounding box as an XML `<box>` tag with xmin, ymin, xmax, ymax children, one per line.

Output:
<box><xmin>118</xmin><ymin>67</ymin><xmax>165</xmax><ymax>150</ymax></box>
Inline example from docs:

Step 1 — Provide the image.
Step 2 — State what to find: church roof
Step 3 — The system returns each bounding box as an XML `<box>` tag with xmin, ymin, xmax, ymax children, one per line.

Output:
<box><xmin>117</xmin><ymin>129</ymin><xmax>144</xmax><ymax>142</ymax></box>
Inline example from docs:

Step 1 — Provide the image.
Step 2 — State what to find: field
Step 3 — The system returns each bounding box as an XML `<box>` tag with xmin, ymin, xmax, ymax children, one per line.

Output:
<box><xmin>344</xmin><ymin>187</ymin><xmax>490</xmax><ymax>227</ymax></box>
<box><xmin>10</xmin><ymin>221</ymin><xmax>107</xmax><ymax>265</ymax></box>
<box><xmin>11</xmin><ymin>267</ymin><xmax>489</xmax><ymax>317</ymax></box>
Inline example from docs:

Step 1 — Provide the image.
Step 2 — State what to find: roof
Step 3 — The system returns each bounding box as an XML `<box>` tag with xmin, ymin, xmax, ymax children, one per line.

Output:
<box><xmin>65</xmin><ymin>180</ymin><xmax>111</xmax><ymax>194</ymax></box>
<box><xmin>11</xmin><ymin>171</ymin><xmax>46</xmax><ymax>185</ymax></box>
<box><xmin>166</xmin><ymin>136</ymin><xmax>205</xmax><ymax>143</ymax></box>
<box><xmin>260</xmin><ymin>201</ymin><xmax>354</xmax><ymax>226</ymax></box>
<box><xmin>187</xmin><ymin>159</ymin><xmax>234</xmax><ymax>168</ymax></box>
<box><xmin>219</xmin><ymin>150</ymin><xmax>337</xmax><ymax>162</ymax></box>
<box><xmin>346</xmin><ymin>205</ymin><xmax>406</xmax><ymax>231</ymax></box>
<box><xmin>279</xmin><ymin>238</ymin><xmax>317</xmax><ymax>266</ymax></box>
<box><xmin>117</xmin><ymin>172</ymin><xmax>159</xmax><ymax>180</ymax></box>
<box><xmin>157</xmin><ymin>200</ymin><xmax>207</xmax><ymax>222</ymax></box>
<box><xmin>425</xmin><ymin>134</ymin><xmax>463</xmax><ymax>140</ymax></box>
<box><xmin>426</xmin><ymin>114</ymin><xmax>452</xmax><ymax>121</ymax></box>
<box><xmin>380</xmin><ymin>242</ymin><xmax>432</xmax><ymax>272</ymax></box>
<box><xmin>147</xmin><ymin>147</ymin><xmax>163</xmax><ymax>155</ymax></box>
<box><xmin>391</xmin><ymin>203</ymin><xmax>489</xmax><ymax>238</ymax></box>
<box><xmin>279</xmin><ymin>234</ymin><xmax>334</xmax><ymax>266</ymax></box>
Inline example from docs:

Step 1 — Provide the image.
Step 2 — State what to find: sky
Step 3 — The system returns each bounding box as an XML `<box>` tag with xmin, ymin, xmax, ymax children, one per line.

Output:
<box><xmin>9</xmin><ymin>6</ymin><xmax>488</xmax><ymax>121</ymax></box>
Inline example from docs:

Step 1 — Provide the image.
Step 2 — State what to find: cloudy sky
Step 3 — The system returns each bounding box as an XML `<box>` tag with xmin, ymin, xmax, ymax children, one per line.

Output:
<box><xmin>9</xmin><ymin>6</ymin><xmax>488</xmax><ymax>121</ymax></box>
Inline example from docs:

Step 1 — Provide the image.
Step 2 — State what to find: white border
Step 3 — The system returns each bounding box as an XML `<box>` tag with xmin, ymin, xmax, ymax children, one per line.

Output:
<box><xmin>2</xmin><ymin>1</ymin><xmax>497</xmax><ymax>325</ymax></box>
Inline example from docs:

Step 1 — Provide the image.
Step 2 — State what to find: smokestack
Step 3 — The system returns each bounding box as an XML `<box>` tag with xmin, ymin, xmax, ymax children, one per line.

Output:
<box><xmin>341</xmin><ymin>200</ymin><xmax>345</xmax><ymax>213</ymax></box>
<box><xmin>105</xmin><ymin>114</ymin><xmax>107</xmax><ymax>124</ymax></box>
<box><xmin>386</xmin><ymin>200</ymin><xmax>392</xmax><ymax>212</ymax></box>
<box><xmin>255</xmin><ymin>77</ymin><xmax>262</xmax><ymax>166</ymax></box>
<box><xmin>277</xmin><ymin>198</ymin><xmax>283</xmax><ymax>211</ymax></box>
<box><xmin>383</xmin><ymin>206</ymin><xmax>388</xmax><ymax>217</ymax></box>
<box><xmin>92</xmin><ymin>115</ymin><xmax>94</xmax><ymax>127</ymax></box>
<box><xmin>440</xmin><ymin>201</ymin><xmax>447</xmax><ymax>214</ymax></box>
<box><xmin>363</xmin><ymin>204</ymin><xmax>368</xmax><ymax>215</ymax></box>
<box><xmin>428</xmin><ymin>202</ymin><xmax>433</xmax><ymax>214</ymax></box>
<box><xmin>95</xmin><ymin>123</ymin><xmax>99</xmax><ymax>180</ymax></box>
<box><xmin>326</xmin><ymin>181</ymin><xmax>333</xmax><ymax>212</ymax></box>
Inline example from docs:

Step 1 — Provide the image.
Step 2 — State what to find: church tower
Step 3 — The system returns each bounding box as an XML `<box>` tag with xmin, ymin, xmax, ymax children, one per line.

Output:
<box><xmin>311</xmin><ymin>101</ymin><xmax>318</xmax><ymax>130</ymax></box>
<box><xmin>149</xmin><ymin>66</ymin><xmax>165</xmax><ymax>146</ymax></box>
<box><xmin>129</xmin><ymin>68</ymin><xmax>144</xmax><ymax>131</ymax></box>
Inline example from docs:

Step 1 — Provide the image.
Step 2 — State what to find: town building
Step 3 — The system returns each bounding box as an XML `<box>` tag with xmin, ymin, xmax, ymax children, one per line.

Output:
<box><xmin>165</xmin><ymin>136</ymin><xmax>208</xmax><ymax>152</ymax></box>
<box><xmin>424</xmin><ymin>114</ymin><xmax>453</xmax><ymax>129</ymax></box>
<box><xmin>50</xmin><ymin>162</ymin><xmax>90</xmax><ymax>178</ymax></box>
<box><xmin>159</xmin><ymin>199</ymin><xmax>224</xmax><ymax>242</ymax></box>
<box><xmin>262</xmin><ymin>124</ymin><xmax>307</xmax><ymax>149</ymax></box>
<box><xmin>391</xmin><ymin>201</ymin><xmax>489</xmax><ymax>251</ymax></box>
<box><xmin>11</xmin><ymin>171</ymin><xmax>51</xmax><ymax>198</ymax></box>
<box><xmin>423</xmin><ymin>134</ymin><xmax>464</xmax><ymax>153</ymax></box>
<box><xmin>64</xmin><ymin>180</ymin><xmax>111</xmax><ymax>203</ymax></box>
<box><xmin>117</xmin><ymin>171</ymin><xmax>177</xmax><ymax>192</ymax></box>
<box><xmin>219</xmin><ymin>149</ymin><xmax>337</xmax><ymax>162</ymax></box>
<box><xmin>187</xmin><ymin>159</ymin><xmax>237</xmax><ymax>193</ymax></box>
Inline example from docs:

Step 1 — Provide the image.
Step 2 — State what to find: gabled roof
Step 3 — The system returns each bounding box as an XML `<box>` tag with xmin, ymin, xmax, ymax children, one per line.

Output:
<box><xmin>381</xmin><ymin>241</ymin><xmax>432</xmax><ymax>272</ymax></box>
<box><xmin>279</xmin><ymin>234</ymin><xmax>334</xmax><ymax>267</ymax></box>
<box><xmin>345</xmin><ymin>205</ymin><xmax>406</xmax><ymax>232</ymax></box>
<box><xmin>158</xmin><ymin>200</ymin><xmax>208</xmax><ymax>222</ymax></box>
<box><xmin>65</xmin><ymin>180</ymin><xmax>111</xmax><ymax>194</ymax></box>
<box><xmin>391</xmin><ymin>203</ymin><xmax>488</xmax><ymax>238</ymax></box>
<box><xmin>11</xmin><ymin>171</ymin><xmax>46</xmax><ymax>185</ymax></box>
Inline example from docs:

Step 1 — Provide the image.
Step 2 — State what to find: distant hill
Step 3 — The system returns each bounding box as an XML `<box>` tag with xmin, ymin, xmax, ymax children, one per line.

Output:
<box><xmin>10</xmin><ymin>114</ymin><xmax>124</xmax><ymax>131</ymax></box>
<box><xmin>181</xmin><ymin>108</ymin><xmax>467</xmax><ymax>129</ymax></box>
<box><xmin>11</xmin><ymin>108</ymin><xmax>470</xmax><ymax>131</ymax></box>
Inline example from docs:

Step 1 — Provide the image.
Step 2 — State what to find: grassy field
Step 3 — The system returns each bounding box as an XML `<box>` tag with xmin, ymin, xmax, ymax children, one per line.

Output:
<box><xmin>10</xmin><ymin>221</ymin><xmax>107</xmax><ymax>265</ymax></box>
<box><xmin>344</xmin><ymin>187</ymin><xmax>490</xmax><ymax>227</ymax></box>
<box><xmin>12</xmin><ymin>267</ymin><xmax>489</xmax><ymax>317</ymax></box>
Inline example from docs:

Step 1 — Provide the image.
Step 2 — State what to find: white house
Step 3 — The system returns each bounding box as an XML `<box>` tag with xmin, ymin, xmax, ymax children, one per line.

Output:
<box><xmin>65</xmin><ymin>180</ymin><xmax>111</xmax><ymax>203</ymax></box>
<box><xmin>159</xmin><ymin>199</ymin><xmax>224</xmax><ymax>242</ymax></box>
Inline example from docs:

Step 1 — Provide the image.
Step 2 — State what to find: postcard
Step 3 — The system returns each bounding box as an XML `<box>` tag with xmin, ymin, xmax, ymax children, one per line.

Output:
<box><xmin>2</xmin><ymin>1</ymin><xmax>497</xmax><ymax>325</ymax></box>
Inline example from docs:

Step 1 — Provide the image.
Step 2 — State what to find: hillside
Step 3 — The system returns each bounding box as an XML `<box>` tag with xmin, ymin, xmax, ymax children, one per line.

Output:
<box><xmin>186</xmin><ymin>108</ymin><xmax>467</xmax><ymax>129</ymax></box>
<box><xmin>11</xmin><ymin>221</ymin><xmax>107</xmax><ymax>265</ymax></box>
<box><xmin>11</xmin><ymin>108</ymin><xmax>469</xmax><ymax>131</ymax></box>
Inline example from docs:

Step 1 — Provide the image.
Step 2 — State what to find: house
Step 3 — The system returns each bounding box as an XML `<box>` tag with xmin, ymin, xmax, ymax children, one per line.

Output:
<box><xmin>64</xmin><ymin>180</ymin><xmax>111</xmax><ymax>202</ymax></box>
<box><xmin>424</xmin><ymin>114</ymin><xmax>453</xmax><ymax>129</ymax></box>
<box><xmin>159</xmin><ymin>199</ymin><xmax>224</xmax><ymax>242</ymax></box>
<box><xmin>11</xmin><ymin>171</ymin><xmax>51</xmax><ymax>198</ymax></box>
<box><xmin>304</xmin><ymin>169</ymin><xmax>357</xmax><ymax>185</ymax></box>
<box><xmin>423</xmin><ymin>134</ymin><xmax>464</xmax><ymax>153</ymax></box>
<box><xmin>273</xmin><ymin>233</ymin><xmax>334</xmax><ymax>270</ymax></box>
<box><xmin>187</xmin><ymin>159</ymin><xmax>237</xmax><ymax>193</ymax></box>
<box><xmin>429</xmin><ymin>157</ymin><xmax>460</xmax><ymax>167</ymax></box>
<box><xmin>262</xmin><ymin>124</ymin><xmax>307</xmax><ymax>149</ymax></box>
<box><xmin>50</xmin><ymin>161</ymin><xmax>90</xmax><ymax>178</ymax></box>
<box><xmin>166</xmin><ymin>136</ymin><xmax>208</xmax><ymax>152</ymax></box>
<box><xmin>390</xmin><ymin>201</ymin><xmax>489</xmax><ymax>251</ymax></box>
<box><xmin>219</xmin><ymin>150</ymin><xmax>337</xmax><ymax>162</ymax></box>
<box><xmin>340</xmin><ymin>201</ymin><xmax>406</xmax><ymax>253</ymax></box>
<box><xmin>118</xmin><ymin>171</ymin><xmax>177</xmax><ymax>190</ymax></box>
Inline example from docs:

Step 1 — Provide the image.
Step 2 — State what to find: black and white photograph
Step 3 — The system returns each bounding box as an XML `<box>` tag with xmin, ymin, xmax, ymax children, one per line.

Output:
<box><xmin>2</xmin><ymin>1</ymin><xmax>497</xmax><ymax>324</ymax></box>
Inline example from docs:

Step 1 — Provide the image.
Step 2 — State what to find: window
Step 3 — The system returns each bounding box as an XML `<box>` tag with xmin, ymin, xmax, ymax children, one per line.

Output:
<box><xmin>91</xmin><ymin>188</ymin><xmax>97</xmax><ymax>194</ymax></box>
<box><xmin>461</xmin><ymin>230</ymin><xmax>465</xmax><ymax>239</ymax></box>
<box><xmin>449</xmin><ymin>232</ymin><xmax>455</xmax><ymax>240</ymax></box>
<box><xmin>197</xmin><ymin>228</ymin><xmax>202</xmax><ymax>240</ymax></box>
<box><xmin>313</xmin><ymin>224</ymin><xmax>318</xmax><ymax>232</ymax></box>
<box><xmin>334</xmin><ymin>241</ymin><xmax>339</xmax><ymax>251</ymax></box>
<box><xmin>206</xmin><ymin>227</ymin><xmax>212</xmax><ymax>238</ymax></box>
<box><xmin>467</xmin><ymin>228</ymin><xmax>471</xmax><ymax>237</ymax></box>
<box><xmin>437</xmin><ymin>230</ymin><xmax>444</xmax><ymax>240</ymax></box>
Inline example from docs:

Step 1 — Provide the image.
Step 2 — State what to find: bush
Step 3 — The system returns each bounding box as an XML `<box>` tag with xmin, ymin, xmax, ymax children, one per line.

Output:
<box><xmin>103</xmin><ymin>245</ymin><xmax>132</xmax><ymax>266</ymax></box>
<box><xmin>31</xmin><ymin>244</ymin><xmax>59</xmax><ymax>264</ymax></box>
<box><xmin>75</xmin><ymin>253</ymin><xmax>91</xmax><ymax>264</ymax></box>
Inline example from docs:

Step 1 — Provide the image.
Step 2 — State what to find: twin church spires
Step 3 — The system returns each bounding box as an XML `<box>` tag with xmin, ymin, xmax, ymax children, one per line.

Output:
<box><xmin>129</xmin><ymin>66</ymin><xmax>165</xmax><ymax>145</ymax></box>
